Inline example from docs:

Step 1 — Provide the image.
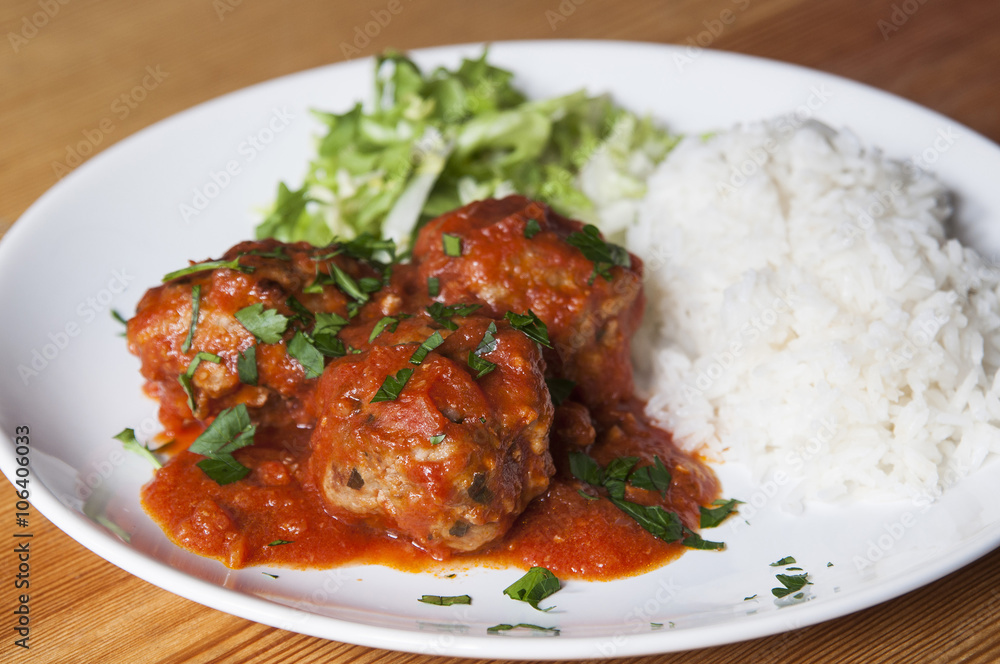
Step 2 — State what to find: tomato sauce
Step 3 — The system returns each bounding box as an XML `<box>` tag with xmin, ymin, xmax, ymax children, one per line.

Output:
<box><xmin>142</xmin><ymin>399</ymin><xmax>719</xmax><ymax>580</ymax></box>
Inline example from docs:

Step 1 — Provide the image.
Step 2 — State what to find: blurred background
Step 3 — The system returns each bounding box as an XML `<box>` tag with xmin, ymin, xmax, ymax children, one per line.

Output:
<box><xmin>1</xmin><ymin>0</ymin><xmax>998</xmax><ymax>662</ymax></box>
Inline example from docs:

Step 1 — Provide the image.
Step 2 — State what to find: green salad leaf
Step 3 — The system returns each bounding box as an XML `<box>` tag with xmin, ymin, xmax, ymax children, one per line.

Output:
<box><xmin>254</xmin><ymin>49</ymin><xmax>678</xmax><ymax>248</ymax></box>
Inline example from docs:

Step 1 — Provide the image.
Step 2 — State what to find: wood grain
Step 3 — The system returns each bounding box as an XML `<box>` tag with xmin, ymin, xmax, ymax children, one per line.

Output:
<box><xmin>2</xmin><ymin>0</ymin><xmax>1000</xmax><ymax>661</ymax></box>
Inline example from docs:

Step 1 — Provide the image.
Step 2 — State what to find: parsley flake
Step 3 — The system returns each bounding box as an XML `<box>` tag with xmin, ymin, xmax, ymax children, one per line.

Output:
<box><xmin>629</xmin><ymin>456</ymin><xmax>671</xmax><ymax>498</ymax></box>
<box><xmin>371</xmin><ymin>367</ymin><xmax>414</xmax><ymax>403</ymax></box>
<box><xmin>504</xmin><ymin>311</ymin><xmax>552</xmax><ymax>348</ymax></box>
<box><xmin>565</xmin><ymin>224</ymin><xmax>631</xmax><ymax>285</ymax></box>
<box><xmin>502</xmin><ymin>566</ymin><xmax>561</xmax><ymax>612</ymax></box>
<box><xmin>699</xmin><ymin>498</ymin><xmax>743</xmax><ymax>528</ymax></box>
<box><xmin>369</xmin><ymin>315</ymin><xmax>406</xmax><ymax>343</ymax></box>
<box><xmin>426</xmin><ymin>302</ymin><xmax>482</xmax><ymax>330</ymax></box>
<box><xmin>181</xmin><ymin>285</ymin><xmax>201</xmax><ymax>354</ymax></box>
<box><xmin>772</xmin><ymin>573</ymin><xmax>811</xmax><ymax>599</ymax></box>
<box><xmin>178</xmin><ymin>351</ymin><xmax>222</xmax><ymax>414</ymax></box>
<box><xmin>418</xmin><ymin>594</ymin><xmax>472</xmax><ymax>606</ymax></box>
<box><xmin>410</xmin><ymin>331</ymin><xmax>445</xmax><ymax>365</ymax></box>
<box><xmin>524</xmin><ymin>218</ymin><xmax>541</xmax><ymax>239</ymax></box>
<box><xmin>188</xmin><ymin>404</ymin><xmax>257</xmax><ymax>485</ymax></box>
<box><xmin>487</xmin><ymin>623</ymin><xmax>559</xmax><ymax>636</ymax></box>
<box><xmin>312</xmin><ymin>312</ymin><xmax>350</xmax><ymax>358</ymax></box>
<box><xmin>770</xmin><ymin>556</ymin><xmax>797</xmax><ymax>567</ymax></box>
<box><xmin>545</xmin><ymin>378</ymin><xmax>575</xmax><ymax>406</ymax></box>
<box><xmin>427</xmin><ymin>276</ymin><xmax>440</xmax><ymax>297</ymax></box>
<box><xmin>237</xmin><ymin>346</ymin><xmax>258</xmax><ymax>386</ymax></box>
<box><xmin>267</xmin><ymin>539</ymin><xmax>294</xmax><ymax>546</ymax></box>
<box><xmin>429</xmin><ymin>434</ymin><xmax>446</xmax><ymax>445</ymax></box>
<box><xmin>234</xmin><ymin>303</ymin><xmax>289</xmax><ymax>344</ymax></box>
<box><xmin>113</xmin><ymin>428</ymin><xmax>162</xmax><ymax>469</ymax></box>
<box><xmin>329</xmin><ymin>262</ymin><xmax>369</xmax><ymax>303</ymax></box>
<box><xmin>442</xmin><ymin>233</ymin><xmax>463</xmax><ymax>257</ymax></box>
<box><xmin>287</xmin><ymin>332</ymin><xmax>325</xmax><ymax>379</ymax></box>
<box><xmin>163</xmin><ymin>257</ymin><xmax>253</xmax><ymax>282</ymax></box>
<box><xmin>468</xmin><ymin>322</ymin><xmax>498</xmax><ymax>378</ymax></box>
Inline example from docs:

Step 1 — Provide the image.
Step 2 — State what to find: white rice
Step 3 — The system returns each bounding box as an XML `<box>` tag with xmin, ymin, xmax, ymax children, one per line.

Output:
<box><xmin>624</xmin><ymin>119</ymin><xmax>1000</xmax><ymax>504</ymax></box>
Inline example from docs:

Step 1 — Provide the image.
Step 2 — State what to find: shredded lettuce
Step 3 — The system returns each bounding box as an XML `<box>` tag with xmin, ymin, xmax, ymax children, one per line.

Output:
<box><xmin>256</xmin><ymin>49</ymin><xmax>679</xmax><ymax>247</ymax></box>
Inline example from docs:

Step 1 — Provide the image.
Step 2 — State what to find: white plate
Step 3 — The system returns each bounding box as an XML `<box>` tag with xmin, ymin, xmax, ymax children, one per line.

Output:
<box><xmin>2</xmin><ymin>40</ymin><xmax>1000</xmax><ymax>659</ymax></box>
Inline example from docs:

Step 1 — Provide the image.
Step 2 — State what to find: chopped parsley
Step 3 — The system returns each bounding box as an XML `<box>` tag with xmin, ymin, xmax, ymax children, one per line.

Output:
<box><xmin>628</xmin><ymin>456</ymin><xmax>671</xmax><ymax>497</ymax></box>
<box><xmin>467</xmin><ymin>353</ymin><xmax>496</xmax><ymax>379</ymax></box>
<box><xmin>371</xmin><ymin>367</ymin><xmax>414</xmax><ymax>403</ymax></box>
<box><xmin>262</xmin><ymin>573</ymin><xmax>279</xmax><ymax>579</ymax></box>
<box><xmin>267</xmin><ymin>539</ymin><xmax>294</xmax><ymax>546</ymax></box>
<box><xmin>418</xmin><ymin>594</ymin><xmax>472</xmax><ymax>606</ymax></box>
<box><xmin>565</xmin><ymin>224</ymin><xmax>631</xmax><ymax>285</ymax></box>
<box><xmin>178</xmin><ymin>351</ymin><xmax>222</xmax><ymax>414</ymax></box>
<box><xmin>468</xmin><ymin>322</ymin><xmax>498</xmax><ymax>378</ymax></box>
<box><xmin>234</xmin><ymin>303</ymin><xmax>289</xmax><ymax>344</ymax></box>
<box><xmin>410</xmin><ymin>331</ymin><xmax>445</xmax><ymax>365</ymax></box>
<box><xmin>524</xmin><ymin>218</ymin><xmax>541</xmax><ymax>239</ymax></box>
<box><xmin>284</xmin><ymin>295</ymin><xmax>315</xmax><ymax>327</ymax></box>
<box><xmin>770</xmin><ymin>556</ymin><xmax>797</xmax><ymax>567</ymax></box>
<box><xmin>162</xmin><ymin>257</ymin><xmax>253</xmax><ymax>282</ymax></box>
<box><xmin>429</xmin><ymin>434</ymin><xmax>446</xmax><ymax>445</ymax></box>
<box><xmin>287</xmin><ymin>331</ymin><xmax>325</xmax><ymax>379</ymax></box>
<box><xmin>678</xmin><ymin>527</ymin><xmax>726</xmax><ymax>550</ymax></box>
<box><xmin>610</xmin><ymin>498</ymin><xmax>684</xmax><ymax>542</ymax></box>
<box><xmin>568</xmin><ymin>451</ymin><xmax>726</xmax><ymax>550</ymax></box>
<box><xmin>329</xmin><ymin>262</ymin><xmax>369</xmax><ymax>303</ymax></box>
<box><xmin>181</xmin><ymin>285</ymin><xmax>202</xmax><ymax>353</ymax></box>
<box><xmin>504</xmin><ymin>311</ymin><xmax>552</xmax><ymax>348</ymax></box>
<box><xmin>545</xmin><ymin>378</ymin><xmax>575</xmax><ymax>406</ymax></box>
<box><xmin>442</xmin><ymin>233</ymin><xmax>463</xmax><ymax>257</ymax></box>
<box><xmin>502</xmin><ymin>566</ymin><xmax>561</xmax><ymax>612</ymax></box>
<box><xmin>699</xmin><ymin>498</ymin><xmax>743</xmax><ymax>528</ymax></box>
<box><xmin>112</xmin><ymin>428</ymin><xmax>162</xmax><ymax>469</ymax></box>
<box><xmin>772</xmin><ymin>573</ymin><xmax>811</xmax><ymax>599</ymax></box>
<box><xmin>487</xmin><ymin>623</ymin><xmax>559</xmax><ymax>636</ymax></box>
<box><xmin>188</xmin><ymin>404</ymin><xmax>257</xmax><ymax>485</ymax></box>
<box><xmin>427</xmin><ymin>276</ymin><xmax>440</xmax><ymax>297</ymax></box>
<box><xmin>426</xmin><ymin>302</ymin><xmax>482</xmax><ymax>330</ymax></box>
<box><xmin>111</xmin><ymin>309</ymin><xmax>129</xmax><ymax>331</ymax></box>
<box><xmin>369</xmin><ymin>315</ymin><xmax>407</xmax><ymax>343</ymax></box>
<box><xmin>312</xmin><ymin>312</ymin><xmax>350</xmax><ymax>358</ymax></box>
<box><xmin>744</xmin><ymin>594</ymin><xmax>758</xmax><ymax>601</ymax></box>
<box><xmin>237</xmin><ymin>346</ymin><xmax>258</xmax><ymax>386</ymax></box>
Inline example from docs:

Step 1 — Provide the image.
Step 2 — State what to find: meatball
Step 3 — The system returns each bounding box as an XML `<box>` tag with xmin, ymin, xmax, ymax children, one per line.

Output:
<box><xmin>411</xmin><ymin>196</ymin><xmax>645</xmax><ymax>407</ymax></box>
<box><xmin>305</xmin><ymin>315</ymin><xmax>554</xmax><ymax>556</ymax></box>
<box><xmin>127</xmin><ymin>239</ymin><xmax>376</xmax><ymax>432</ymax></box>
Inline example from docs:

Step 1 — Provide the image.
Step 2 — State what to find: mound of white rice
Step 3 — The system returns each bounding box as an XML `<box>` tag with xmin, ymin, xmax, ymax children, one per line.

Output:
<box><xmin>626</xmin><ymin>119</ymin><xmax>1000</xmax><ymax>504</ymax></box>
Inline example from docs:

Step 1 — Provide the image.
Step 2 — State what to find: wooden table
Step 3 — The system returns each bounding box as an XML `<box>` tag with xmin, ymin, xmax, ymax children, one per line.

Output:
<box><xmin>2</xmin><ymin>0</ymin><xmax>999</xmax><ymax>662</ymax></box>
